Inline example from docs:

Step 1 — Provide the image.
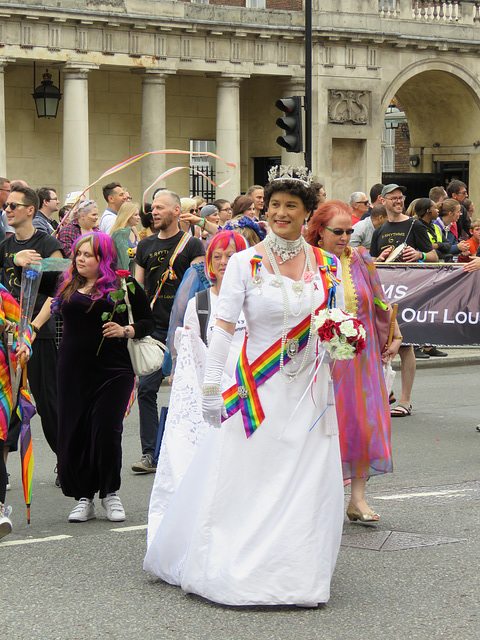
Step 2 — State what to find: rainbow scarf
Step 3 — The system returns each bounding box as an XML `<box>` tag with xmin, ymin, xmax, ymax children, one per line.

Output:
<box><xmin>222</xmin><ymin>248</ymin><xmax>338</xmax><ymax>437</ymax></box>
<box><xmin>150</xmin><ymin>232</ymin><xmax>190</xmax><ymax>310</ymax></box>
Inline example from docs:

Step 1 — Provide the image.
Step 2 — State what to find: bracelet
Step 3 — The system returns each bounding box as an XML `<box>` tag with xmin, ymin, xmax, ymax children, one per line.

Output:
<box><xmin>199</xmin><ymin>217</ymin><xmax>205</xmax><ymax>228</ymax></box>
<box><xmin>13</xmin><ymin>253</ymin><xmax>17</xmax><ymax>266</ymax></box>
<box><xmin>202</xmin><ymin>384</ymin><xmax>221</xmax><ymax>396</ymax></box>
<box><xmin>422</xmin><ymin>252</ymin><xmax>427</xmax><ymax>261</ymax></box>
<box><xmin>31</xmin><ymin>324</ymin><xmax>39</xmax><ymax>335</ymax></box>
<box><xmin>393</xmin><ymin>334</ymin><xmax>403</xmax><ymax>341</ymax></box>
<box><xmin>123</xmin><ymin>327</ymin><xmax>131</xmax><ymax>338</ymax></box>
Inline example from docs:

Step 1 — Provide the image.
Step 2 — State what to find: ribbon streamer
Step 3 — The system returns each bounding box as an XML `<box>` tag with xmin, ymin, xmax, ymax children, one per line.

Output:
<box><xmin>55</xmin><ymin>149</ymin><xmax>237</xmax><ymax>234</ymax></box>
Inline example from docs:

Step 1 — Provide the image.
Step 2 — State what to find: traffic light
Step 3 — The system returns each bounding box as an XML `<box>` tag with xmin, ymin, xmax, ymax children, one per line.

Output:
<box><xmin>275</xmin><ymin>96</ymin><xmax>303</xmax><ymax>153</ymax></box>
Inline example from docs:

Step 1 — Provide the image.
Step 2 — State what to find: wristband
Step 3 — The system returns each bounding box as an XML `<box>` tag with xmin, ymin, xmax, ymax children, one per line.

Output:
<box><xmin>31</xmin><ymin>324</ymin><xmax>39</xmax><ymax>335</ymax></box>
<box><xmin>199</xmin><ymin>217</ymin><xmax>205</xmax><ymax>228</ymax></box>
<box><xmin>13</xmin><ymin>253</ymin><xmax>17</xmax><ymax>266</ymax></box>
<box><xmin>422</xmin><ymin>252</ymin><xmax>427</xmax><ymax>261</ymax></box>
<box><xmin>202</xmin><ymin>384</ymin><xmax>221</xmax><ymax>396</ymax></box>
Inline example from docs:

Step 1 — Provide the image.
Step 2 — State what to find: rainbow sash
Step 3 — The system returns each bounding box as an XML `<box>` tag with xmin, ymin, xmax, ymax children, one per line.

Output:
<box><xmin>150</xmin><ymin>232</ymin><xmax>190</xmax><ymax>309</ymax></box>
<box><xmin>222</xmin><ymin>248</ymin><xmax>338</xmax><ymax>437</ymax></box>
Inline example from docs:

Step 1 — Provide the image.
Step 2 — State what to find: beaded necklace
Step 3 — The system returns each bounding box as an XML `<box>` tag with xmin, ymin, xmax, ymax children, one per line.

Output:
<box><xmin>263</xmin><ymin>235</ymin><xmax>316</xmax><ymax>383</ymax></box>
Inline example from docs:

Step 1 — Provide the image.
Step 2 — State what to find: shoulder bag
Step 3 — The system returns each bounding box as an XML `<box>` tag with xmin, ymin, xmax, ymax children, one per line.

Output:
<box><xmin>123</xmin><ymin>281</ymin><xmax>166</xmax><ymax>376</ymax></box>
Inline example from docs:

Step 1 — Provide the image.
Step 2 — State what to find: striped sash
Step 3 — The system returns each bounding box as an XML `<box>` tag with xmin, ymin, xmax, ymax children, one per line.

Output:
<box><xmin>222</xmin><ymin>248</ymin><xmax>338</xmax><ymax>437</ymax></box>
<box><xmin>150</xmin><ymin>232</ymin><xmax>190</xmax><ymax>310</ymax></box>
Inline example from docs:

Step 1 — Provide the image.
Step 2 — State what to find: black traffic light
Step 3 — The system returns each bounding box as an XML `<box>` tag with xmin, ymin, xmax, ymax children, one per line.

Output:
<box><xmin>275</xmin><ymin>96</ymin><xmax>303</xmax><ymax>153</ymax></box>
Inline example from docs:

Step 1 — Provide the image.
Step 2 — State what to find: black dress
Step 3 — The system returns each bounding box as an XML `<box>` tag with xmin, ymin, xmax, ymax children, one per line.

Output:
<box><xmin>57</xmin><ymin>279</ymin><xmax>154</xmax><ymax>500</ymax></box>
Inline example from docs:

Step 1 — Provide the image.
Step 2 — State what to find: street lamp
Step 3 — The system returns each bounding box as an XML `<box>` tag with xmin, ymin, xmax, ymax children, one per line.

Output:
<box><xmin>32</xmin><ymin>64</ymin><xmax>62</xmax><ymax>118</ymax></box>
<box><xmin>384</xmin><ymin>104</ymin><xmax>407</xmax><ymax>130</ymax></box>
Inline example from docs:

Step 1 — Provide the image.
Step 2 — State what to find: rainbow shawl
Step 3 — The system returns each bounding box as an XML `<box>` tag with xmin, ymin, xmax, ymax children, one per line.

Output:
<box><xmin>222</xmin><ymin>247</ymin><xmax>339</xmax><ymax>438</ymax></box>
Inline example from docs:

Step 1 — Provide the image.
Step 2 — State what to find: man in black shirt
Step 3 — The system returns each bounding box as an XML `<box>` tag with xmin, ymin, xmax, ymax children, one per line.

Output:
<box><xmin>132</xmin><ymin>189</ymin><xmax>205</xmax><ymax>472</ymax></box>
<box><xmin>370</xmin><ymin>185</ymin><xmax>438</xmax><ymax>263</ymax></box>
<box><xmin>370</xmin><ymin>184</ymin><xmax>437</xmax><ymax>418</ymax></box>
<box><xmin>0</xmin><ymin>185</ymin><xmax>63</xmax><ymax>467</ymax></box>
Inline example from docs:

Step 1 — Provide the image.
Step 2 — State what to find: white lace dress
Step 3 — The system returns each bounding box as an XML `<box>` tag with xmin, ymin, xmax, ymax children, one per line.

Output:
<box><xmin>146</xmin><ymin>290</ymin><xmax>246</xmax><ymax>547</ymax></box>
<box><xmin>144</xmin><ymin>248</ymin><xmax>344</xmax><ymax>606</ymax></box>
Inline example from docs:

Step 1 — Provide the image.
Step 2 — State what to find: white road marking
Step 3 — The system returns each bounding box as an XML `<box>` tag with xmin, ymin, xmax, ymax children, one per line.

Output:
<box><xmin>1</xmin><ymin>534</ymin><xmax>72</xmax><ymax>547</ymax></box>
<box><xmin>373</xmin><ymin>489</ymin><xmax>468</xmax><ymax>500</ymax></box>
<box><xmin>110</xmin><ymin>524</ymin><xmax>148</xmax><ymax>532</ymax></box>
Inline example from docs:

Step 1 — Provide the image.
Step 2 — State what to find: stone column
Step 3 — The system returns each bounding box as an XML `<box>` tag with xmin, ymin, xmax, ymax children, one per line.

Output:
<box><xmin>63</xmin><ymin>66</ymin><xmax>91</xmax><ymax>194</ymax></box>
<box><xmin>140</xmin><ymin>71</ymin><xmax>167</xmax><ymax>197</ymax></box>
<box><xmin>216</xmin><ymin>78</ymin><xmax>242</xmax><ymax>201</ymax></box>
<box><xmin>0</xmin><ymin>59</ymin><xmax>14</xmax><ymax>177</ymax></box>
<box><xmin>279</xmin><ymin>80</ymin><xmax>305</xmax><ymax>168</ymax></box>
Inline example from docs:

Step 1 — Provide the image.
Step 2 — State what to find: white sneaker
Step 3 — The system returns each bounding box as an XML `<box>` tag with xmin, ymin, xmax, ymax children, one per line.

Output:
<box><xmin>101</xmin><ymin>493</ymin><xmax>126</xmax><ymax>522</ymax></box>
<box><xmin>68</xmin><ymin>498</ymin><xmax>96</xmax><ymax>523</ymax></box>
<box><xmin>0</xmin><ymin>504</ymin><xmax>12</xmax><ymax>540</ymax></box>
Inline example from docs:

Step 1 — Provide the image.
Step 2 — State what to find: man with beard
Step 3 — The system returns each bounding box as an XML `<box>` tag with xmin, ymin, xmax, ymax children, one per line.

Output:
<box><xmin>132</xmin><ymin>190</ymin><xmax>205</xmax><ymax>473</ymax></box>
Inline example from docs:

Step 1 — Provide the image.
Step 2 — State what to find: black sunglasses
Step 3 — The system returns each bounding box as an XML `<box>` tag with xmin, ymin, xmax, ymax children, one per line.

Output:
<box><xmin>2</xmin><ymin>202</ymin><xmax>29</xmax><ymax>211</ymax></box>
<box><xmin>325</xmin><ymin>226</ymin><xmax>355</xmax><ymax>236</ymax></box>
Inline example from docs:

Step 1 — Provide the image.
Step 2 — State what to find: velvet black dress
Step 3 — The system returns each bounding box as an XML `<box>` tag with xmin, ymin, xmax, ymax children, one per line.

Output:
<box><xmin>57</xmin><ymin>279</ymin><xmax>154</xmax><ymax>500</ymax></box>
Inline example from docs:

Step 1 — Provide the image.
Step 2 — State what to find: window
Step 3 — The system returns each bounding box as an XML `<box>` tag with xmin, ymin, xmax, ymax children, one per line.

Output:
<box><xmin>382</xmin><ymin>126</ymin><xmax>395</xmax><ymax>173</ymax></box>
<box><xmin>190</xmin><ymin>140</ymin><xmax>216</xmax><ymax>200</ymax></box>
<box><xmin>246</xmin><ymin>0</ymin><xmax>266</xmax><ymax>9</ymax></box>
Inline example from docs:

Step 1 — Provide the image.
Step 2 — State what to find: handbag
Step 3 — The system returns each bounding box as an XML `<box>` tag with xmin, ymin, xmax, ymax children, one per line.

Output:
<box><xmin>123</xmin><ymin>281</ymin><xmax>165</xmax><ymax>376</ymax></box>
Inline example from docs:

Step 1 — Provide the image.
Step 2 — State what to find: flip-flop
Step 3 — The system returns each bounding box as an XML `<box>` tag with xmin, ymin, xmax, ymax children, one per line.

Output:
<box><xmin>391</xmin><ymin>403</ymin><xmax>412</xmax><ymax>418</ymax></box>
<box><xmin>389</xmin><ymin>391</ymin><xmax>396</xmax><ymax>405</ymax></box>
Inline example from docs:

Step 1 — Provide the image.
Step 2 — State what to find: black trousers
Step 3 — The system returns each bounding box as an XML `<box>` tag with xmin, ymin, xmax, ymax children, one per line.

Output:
<box><xmin>6</xmin><ymin>338</ymin><xmax>58</xmax><ymax>455</ymax></box>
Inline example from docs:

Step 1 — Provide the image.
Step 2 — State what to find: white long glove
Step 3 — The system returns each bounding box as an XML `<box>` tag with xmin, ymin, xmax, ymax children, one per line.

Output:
<box><xmin>202</xmin><ymin>326</ymin><xmax>233</xmax><ymax>428</ymax></box>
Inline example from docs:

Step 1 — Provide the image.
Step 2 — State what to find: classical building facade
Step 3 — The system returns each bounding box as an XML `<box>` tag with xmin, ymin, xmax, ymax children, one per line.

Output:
<box><xmin>2</xmin><ymin>0</ymin><xmax>480</xmax><ymax>204</ymax></box>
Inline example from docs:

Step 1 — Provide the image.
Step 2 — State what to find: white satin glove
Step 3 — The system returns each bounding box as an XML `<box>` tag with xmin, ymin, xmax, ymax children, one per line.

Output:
<box><xmin>202</xmin><ymin>325</ymin><xmax>233</xmax><ymax>428</ymax></box>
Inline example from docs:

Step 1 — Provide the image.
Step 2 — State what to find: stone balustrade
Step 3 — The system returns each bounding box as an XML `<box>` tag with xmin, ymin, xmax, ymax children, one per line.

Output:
<box><xmin>379</xmin><ymin>0</ymin><xmax>480</xmax><ymax>22</ymax></box>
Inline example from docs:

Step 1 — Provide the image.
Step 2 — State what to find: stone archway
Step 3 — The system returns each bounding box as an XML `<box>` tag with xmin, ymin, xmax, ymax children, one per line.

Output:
<box><xmin>381</xmin><ymin>60</ymin><xmax>480</xmax><ymax>203</ymax></box>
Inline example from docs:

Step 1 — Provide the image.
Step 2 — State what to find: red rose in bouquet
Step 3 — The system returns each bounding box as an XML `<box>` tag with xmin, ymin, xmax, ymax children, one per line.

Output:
<box><xmin>317</xmin><ymin>319</ymin><xmax>339</xmax><ymax>342</ymax></box>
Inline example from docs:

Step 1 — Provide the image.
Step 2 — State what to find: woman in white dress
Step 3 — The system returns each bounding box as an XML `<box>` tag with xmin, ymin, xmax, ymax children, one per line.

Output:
<box><xmin>144</xmin><ymin>169</ymin><xmax>345</xmax><ymax>607</ymax></box>
<box><xmin>147</xmin><ymin>231</ymin><xmax>247</xmax><ymax>538</ymax></box>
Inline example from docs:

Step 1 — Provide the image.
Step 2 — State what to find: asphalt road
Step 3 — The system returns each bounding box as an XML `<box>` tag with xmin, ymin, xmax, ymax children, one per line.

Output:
<box><xmin>2</xmin><ymin>363</ymin><xmax>479</xmax><ymax>640</ymax></box>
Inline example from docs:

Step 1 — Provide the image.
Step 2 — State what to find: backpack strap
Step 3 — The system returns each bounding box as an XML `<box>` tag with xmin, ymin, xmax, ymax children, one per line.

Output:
<box><xmin>195</xmin><ymin>288</ymin><xmax>211</xmax><ymax>345</ymax></box>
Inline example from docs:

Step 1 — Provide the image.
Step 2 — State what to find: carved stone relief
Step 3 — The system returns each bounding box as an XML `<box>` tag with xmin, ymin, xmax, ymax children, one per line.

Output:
<box><xmin>328</xmin><ymin>89</ymin><xmax>369</xmax><ymax>125</ymax></box>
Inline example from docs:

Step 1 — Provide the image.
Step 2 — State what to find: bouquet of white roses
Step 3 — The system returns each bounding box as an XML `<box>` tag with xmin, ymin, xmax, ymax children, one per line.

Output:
<box><xmin>313</xmin><ymin>308</ymin><xmax>366</xmax><ymax>361</ymax></box>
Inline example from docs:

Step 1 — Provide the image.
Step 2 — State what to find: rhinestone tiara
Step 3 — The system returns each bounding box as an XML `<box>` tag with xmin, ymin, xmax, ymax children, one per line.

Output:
<box><xmin>267</xmin><ymin>164</ymin><xmax>313</xmax><ymax>186</ymax></box>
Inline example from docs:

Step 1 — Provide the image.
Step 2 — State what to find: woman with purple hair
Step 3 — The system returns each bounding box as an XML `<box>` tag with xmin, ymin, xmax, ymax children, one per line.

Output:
<box><xmin>52</xmin><ymin>232</ymin><xmax>154</xmax><ymax>523</ymax></box>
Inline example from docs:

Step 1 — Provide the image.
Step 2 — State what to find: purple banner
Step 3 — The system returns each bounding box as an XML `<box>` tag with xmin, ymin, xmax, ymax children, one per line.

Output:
<box><xmin>376</xmin><ymin>264</ymin><xmax>480</xmax><ymax>346</ymax></box>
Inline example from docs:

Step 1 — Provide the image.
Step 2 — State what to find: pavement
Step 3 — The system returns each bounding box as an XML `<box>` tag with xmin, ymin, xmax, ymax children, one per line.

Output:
<box><xmin>393</xmin><ymin>346</ymin><xmax>480</xmax><ymax>370</ymax></box>
<box><xmin>2</xmin><ymin>359</ymin><xmax>479</xmax><ymax>640</ymax></box>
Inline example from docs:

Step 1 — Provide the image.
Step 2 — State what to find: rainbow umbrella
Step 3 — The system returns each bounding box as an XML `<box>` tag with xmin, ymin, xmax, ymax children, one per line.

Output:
<box><xmin>17</xmin><ymin>366</ymin><xmax>35</xmax><ymax>524</ymax></box>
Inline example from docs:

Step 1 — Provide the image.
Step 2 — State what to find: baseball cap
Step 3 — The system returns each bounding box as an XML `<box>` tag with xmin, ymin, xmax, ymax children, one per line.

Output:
<box><xmin>200</xmin><ymin>204</ymin><xmax>218</xmax><ymax>218</ymax></box>
<box><xmin>381</xmin><ymin>184</ymin><xmax>407</xmax><ymax>198</ymax></box>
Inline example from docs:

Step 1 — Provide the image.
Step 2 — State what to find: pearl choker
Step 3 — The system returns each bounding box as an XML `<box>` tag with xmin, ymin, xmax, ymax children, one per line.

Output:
<box><xmin>264</xmin><ymin>231</ymin><xmax>305</xmax><ymax>264</ymax></box>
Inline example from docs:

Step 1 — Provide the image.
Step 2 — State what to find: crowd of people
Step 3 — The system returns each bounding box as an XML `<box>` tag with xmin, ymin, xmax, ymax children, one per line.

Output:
<box><xmin>0</xmin><ymin>170</ymin><xmax>477</xmax><ymax>607</ymax></box>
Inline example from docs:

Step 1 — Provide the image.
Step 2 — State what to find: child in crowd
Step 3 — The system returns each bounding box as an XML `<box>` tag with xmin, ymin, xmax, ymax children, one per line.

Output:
<box><xmin>458</xmin><ymin>218</ymin><xmax>480</xmax><ymax>263</ymax></box>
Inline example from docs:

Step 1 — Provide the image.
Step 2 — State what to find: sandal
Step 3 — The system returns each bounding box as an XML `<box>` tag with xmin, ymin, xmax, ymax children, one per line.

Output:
<box><xmin>391</xmin><ymin>403</ymin><xmax>412</xmax><ymax>418</ymax></box>
<box><xmin>389</xmin><ymin>391</ymin><xmax>396</xmax><ymax>405</ymax></box>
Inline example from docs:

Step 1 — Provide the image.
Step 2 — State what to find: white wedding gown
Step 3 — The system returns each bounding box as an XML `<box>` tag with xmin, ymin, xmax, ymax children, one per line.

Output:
<box><xmin>144</xmin><ymin>248</ymin><xmax>344</xmax><ymax>606</ymax></box>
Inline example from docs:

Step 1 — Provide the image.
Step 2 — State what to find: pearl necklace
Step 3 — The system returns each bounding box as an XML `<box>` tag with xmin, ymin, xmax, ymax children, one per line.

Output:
<box><xmin>264</xmin><ymin>231</ymin><xmax>304</xmax><ymax>264</ymax></box>
<box><xmin>264</xmin><ymin>238</ymin><xmax>316</xmax><ymax>383</ymax></box>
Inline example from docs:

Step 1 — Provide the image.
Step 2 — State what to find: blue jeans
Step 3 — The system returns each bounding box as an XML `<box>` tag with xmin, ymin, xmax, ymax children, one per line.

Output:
<box><xmin>137</xmin><ymin>330</ymin><xmax>166</xmax><ymax>457</ymax></box>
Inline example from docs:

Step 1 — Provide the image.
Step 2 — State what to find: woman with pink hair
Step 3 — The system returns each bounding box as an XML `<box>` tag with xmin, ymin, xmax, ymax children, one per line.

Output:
<box><xmin>52</xmin><ymin>232</ymin><xmax>154</xmax><ymax>523</ymax></box>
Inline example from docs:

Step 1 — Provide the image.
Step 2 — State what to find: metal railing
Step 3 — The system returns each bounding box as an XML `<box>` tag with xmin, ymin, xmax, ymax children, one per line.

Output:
<box><xmin>190</xmin><ymin>165</ymin><xmax>216</xmax><ymax>201</ymax></box>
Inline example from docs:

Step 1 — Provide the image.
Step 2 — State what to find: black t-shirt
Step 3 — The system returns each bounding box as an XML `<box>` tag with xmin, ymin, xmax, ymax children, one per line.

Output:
<box><xmin>136</xmin><ymin>231</ymin><xmax>205</xmax><ymax>332</ymax></box>
<box><xmin>0</xmin><ymin>231</ymin><xmax>63</xmax><ymax>338</ymax></box>
<box><xmin>370</xmin><ymin>218</ymin><xmax>433</xmax><ymax>258</ymax></box>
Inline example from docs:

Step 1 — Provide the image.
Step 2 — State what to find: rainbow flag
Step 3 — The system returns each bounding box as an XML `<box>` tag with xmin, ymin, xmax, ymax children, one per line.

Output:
<box><xmin>222</xmin><ymin>248</ymin><xmax>338</xmax><ymax>437</ymax></box>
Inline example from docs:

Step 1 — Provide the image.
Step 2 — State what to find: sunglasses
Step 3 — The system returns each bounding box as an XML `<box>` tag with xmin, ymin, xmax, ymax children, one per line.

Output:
<box><xmin>3</xmin><ymin>202</ymin><xmax>29</xmax><ymax>211</ymax></box>
<box><xmin>325</xmin><ymin>226</ymin><xmax>355</xmax><ymax>236</ymax></box>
